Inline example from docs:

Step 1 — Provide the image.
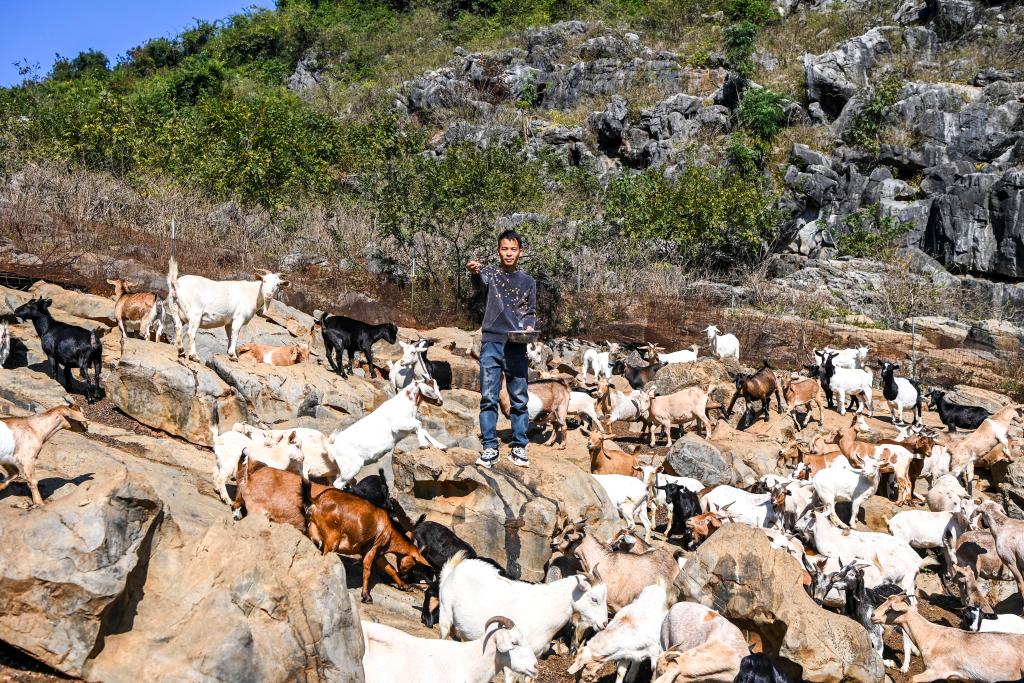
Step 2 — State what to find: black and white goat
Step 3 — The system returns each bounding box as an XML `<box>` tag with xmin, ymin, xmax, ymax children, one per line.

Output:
<box><xmin>390</xmin><ymin>338</ymin><xmax>453</xmax><ymax>390</ymax></box>
<box><xmin>14</xmin><ymin>298</ymin><xmax>103</xmax><ymax>402</ymax></box>
<box><xmin>825</xmin><ymin>563</ymin><xmax>907</xmax><ymax>669</ymax></box>
<box><xmin>879</xmin><ymin>361</ymin><xmax>921</xmax><ymax>425</ymax></box>
<box><xmin>660</xmin><ymin>481</ymin><xmax>702</xmax><ymax>549</ymax></box>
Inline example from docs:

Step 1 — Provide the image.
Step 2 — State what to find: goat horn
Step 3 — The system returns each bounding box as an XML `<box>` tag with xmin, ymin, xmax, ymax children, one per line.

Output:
<box><xmin>484</xmin><ymin>616</ymin><xmax>516</xmax><ymax>631</ymax></box>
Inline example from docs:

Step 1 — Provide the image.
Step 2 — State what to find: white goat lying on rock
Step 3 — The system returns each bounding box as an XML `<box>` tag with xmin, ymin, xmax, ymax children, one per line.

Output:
<box><xmin>655</xmin><ymin>601</ymin><xmax>750</xmax><ymax>683</ymax></box>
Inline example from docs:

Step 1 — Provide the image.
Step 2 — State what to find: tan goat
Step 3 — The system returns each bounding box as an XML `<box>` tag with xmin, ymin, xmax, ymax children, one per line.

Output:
<box><xmin>107</xmin><ymin>278</ymin><xmax>164</xmax><ymax>353</ymax></box>
<box><xmin>945</xmin><ymin>529</ymin><xmax>1013</xmax><ymax>613</ymax></box>
<box><xmin>972</xmin><ymin>500</ymin><xmax>1024</xmax><ymax>599</ymax></box>
<box><xmin>0</xmin><ymin>403</ymin><xmax>89</xmax><ymax>506</ymax></box>
<box><xmin>499</xmin><ymin>377</ymin><xmax>570</xmax><ymax>449</ymax></box>
<box><xmin>780</xmin><ymin>374</ymin><xmax>825</xmax><ymax>428</ymax></box>
<box><xmin>237</xmin><ymin>342</ymin><xmax>310</xmax><ymax>367</ymax></box>
<box><xmin>639</xmin><ymin>384</ymin><xmax>714</xmax><ymax>446</ymax></box>
<box><xmin>581</xmin><ymin>428</ymin><xmax>638</xmax><ymax>476</ymax></box>
<box><xmin>872</xmin><ymin>593</ymin><xmax>1024</xmax><ymax>682</ymax></box>
<box><xmin>950</xmin><ymin>404</ymin><xmax>1024</xmax><ymax>485</ymax></box>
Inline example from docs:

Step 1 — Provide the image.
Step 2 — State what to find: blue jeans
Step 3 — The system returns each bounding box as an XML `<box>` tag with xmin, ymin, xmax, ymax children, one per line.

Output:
<box><xmin>479</xmin><ymin>340</ymin><xmax>529</xmax><ymax>450</ymax></box>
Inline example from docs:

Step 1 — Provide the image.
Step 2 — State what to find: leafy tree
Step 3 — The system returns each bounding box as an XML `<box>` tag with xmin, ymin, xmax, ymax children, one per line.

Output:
<box><xmin>369</xmin><ymin>144</ymin><xmax>544</xmax><ymax>300</ymax></box>
<box><xmin>127</xmin><ymin>38</ymin><xmax>183</xmax><ymax>75</ymax></box>
<box><xmin>726</xmin><ymin>0</ymin><xmax>778</xmax><ymax>24</ymax></box>
<box><xmin>50</xmin><ymin>50</ymin><xmax>110</xmax><ymax>80</ymax></box>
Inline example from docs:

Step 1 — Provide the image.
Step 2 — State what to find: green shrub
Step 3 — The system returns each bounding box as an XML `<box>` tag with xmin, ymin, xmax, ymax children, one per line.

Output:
<box><xmin>604</xmin><ymin>163</ymin><xmax>780</xmax><ymax>268</ymax></box>
<box><xmin>736</xmin><ymin>87</ymin><xmax>786</xmax><ymax>143</ymax></box>
<box><xmin>834</xmin><ymin>205</ymin><xmax>912</xmax><ymax>259</ymax></box>
<box><xmin>127</xmin><ymin>38</ymin><xmax>183</xmax><ymax>76</ymax></box>
<box><xmin>843</xmin><ymin>71</ymin><xmax>904</xmax><ymax>155</ymax></box>
<box><xmin>725</xmin><ymin>21</ymin><xmax>759</xmax><ymax>77</ymax></box>
<box><xmin>50</xmin><ymin>51</ymin><xmax>110</xmax><ymax>81</ymax></box>
<box><xmin>726</xmin><ymin>0</ymin><xmax>778</xmax><ymax>24</ymax></box>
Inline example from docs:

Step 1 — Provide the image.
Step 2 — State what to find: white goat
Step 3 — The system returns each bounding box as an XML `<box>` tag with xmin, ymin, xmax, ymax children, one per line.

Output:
<box><xmin>596</xmin><ymin>380</ymin><xmax>648</xmax><ymax>427</ymax></box>
<box><xmin>927</xmin><ymin>473</ymin><xmax>970</xmax><ymax>512</ymax></box>
<box><xmin>653</xmin><ymin>344</ymin><xmax>699</xmax><ymax>365</ymax></box>
<box><xmin>704</xmin><ymin>325</ymin><xmax>739</xmax><ymax>360</ymax></box>
<box><xmin>700</xmin><ymin>484</ymin><xmax>785</xmax><ymax>529</ymax></box>
<box><xmin>232</xmin><ymin>423</ymin><xmax>334</xmax><ymax>479</ymax></box>
<box><xmin>166</xmin><ymin>256</ymin><xmax>289</xmax><ymax>360</ymax></box>
<box><xmin>567</xmin><ymin>584</ymin><xmax>668</xmax><ymax>683</ymax></box>
<box><xmin>814</xmin><ymin>346</ymin><xmax>868</xmax><ymax>369</ymax></box>
<box><xmin>210</xmin><ymin>425</ymin><xmax>310</xmax><ymax>505</ymax></box>
<box><xmin>0</xmin><ymin>323</ymin><xmax>10</xmax><ymax>367</ymax></box>
<box><xmin>655</xmin><ymin>602</ymin><xmax>749</xmax><ymax>683</ymax></box>
<box><xmin>438</xmin><ymin>553</ymin><xmax>609</xmax><ymax>662</ymax></box>
<box><xmin>964</xmin><ymin>608</ymin><xmax>1024</xmax><ymax>635</ymax></box>
<box><xmin>592</xmin><ymin>473</ymin><xmax>653</xmax><ymax>542</ymax></box>
<box><xmin>823</xmin><ymin>363</ymin><xmax>874</xmax><ymax>416</ymax></box>
<box><xmin>810</xmin><ymin>455</ymin><xmax>881</xmax><ymax>528</ymax></box>
<box><xmin>362</xmin><ymin>617</ymin><xmax>537</xmax><ymax>683</ymax></box>
<box><xmin>569</xmin><ymin>390</ymin><xmax>604</xmax><ymax>431</ymax></box>
<box><xmin>328</xmin><ymin>379</ymin><xmax>447</xmax><ymax>488</ymax></box>
<box><xmin>389</xmin><ymin>339</ymin><xmax>430</xmax><ymax>391</ymax></box>
<box><xmin>888</xmin><ymin>508</ymin><xmax>969</xmax><ymax>549</ymax></box>
<box><xmin>582</xmin><ymin>342</ymin><xmax>620</xmax><ymax>383</ymax></box>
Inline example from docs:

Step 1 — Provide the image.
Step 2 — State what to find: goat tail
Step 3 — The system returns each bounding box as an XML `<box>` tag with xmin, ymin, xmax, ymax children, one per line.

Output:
<box><xmin>919</xmin><ymin>554</ymin><xmax>941</xmax><ymax>569</ymax></box>
<box><xmin>414</xmin><ymin>513</ymin><xmax>427</xmax><ymax>527</ymax></box>
<box><xmin>439</xmin><ymin>549</ymin><xmax>469</xmax><ymax>587</ymax></box>
<box><xmin>166</xmin><ymin>253</ymin><xmax>179</xmax><ymax>303</ymax></box>
<box><xmin>300</xmin><ymin>474</ymin><xmax>314</xmax><ymax>523</ymax></box>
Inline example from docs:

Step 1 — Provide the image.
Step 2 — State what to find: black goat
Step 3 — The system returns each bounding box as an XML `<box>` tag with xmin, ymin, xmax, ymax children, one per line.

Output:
<box><xmin>825</xmin><ymin>564</ymin><xmax>905</xmax><ymax>668</ymax></box>
<box><xmin>927</xmin><ymin>389</ymin><xmax>990</xmax><ymax>432</ymax></box>
<box><xmin>14</xmin><ymin>298</ymin><xmax>103</xmax><ymax>402</ymax></box>
<box><xmin>733</xmin><ymin>653</ymin><xmax>786</xmax><ymax>683</ymax></box>
<box><xmin>661</xmin><ymin>482</ymin><xmax>701</xmax><ymax>550</ymax></box>
<box><xmin>316</xmin><ymin>313</ymin><xmax>397</xmax><ymax>379</ymax></box>
<box><xmin>409</xmin><ymin>514</ymin><xmax>505</xmax><ymax>627</ymax></box>
<box><xmin>349</xmin><ymin>468</ymin><xmax>390</xmax><ymax>510</ymax></box>
<box><xmin>612</xmin><ymin>359</ymin><xmax>666</xmax><ymax>390</ymax></box>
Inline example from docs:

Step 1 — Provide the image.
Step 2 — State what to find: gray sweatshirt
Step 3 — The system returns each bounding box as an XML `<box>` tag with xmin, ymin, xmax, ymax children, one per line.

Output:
<box><xmin>473</xmin><ymin>265</ymin><xmax>537</xmax><ymax>343</ymax></box>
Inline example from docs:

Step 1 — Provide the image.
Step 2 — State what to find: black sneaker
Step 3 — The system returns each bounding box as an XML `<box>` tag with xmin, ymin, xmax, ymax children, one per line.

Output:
<box><xmin>509</xmin><ymin>446</ymin><xmax>530</xmax><ymax>467</ymax></box>
<box><xmin>476</xmin><ymin>447</ymin><xmax>499</xmax><ymax>468</ymax></box>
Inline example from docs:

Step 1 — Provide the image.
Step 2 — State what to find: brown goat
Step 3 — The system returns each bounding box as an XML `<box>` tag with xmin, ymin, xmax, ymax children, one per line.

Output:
<box><xmin>726</xmin><ymin>361</ymin><xmax>785</xmax><ymax>424</ymax></box>
<box><xmin>237</xmin><ymin>342</ymin><xmax>310</xmax><ymax>367</ymax></box>
<box><xmin>499</xmin><ymin>377</ymin><xmax>570</xmax><ymax>448</ymax></box>
<box><xmin>231</xmin><ymin>457</ymin><xmax>328</xmax><ymax>529</ymax></box>
<box><xmin>686</xmin><ymin>510</ymin><xmax>730</xmax><ymax>545</ymax></box>
<box><xmin>582</xmin><ymin>428</ymin><xmax>639</xmax><ymax>476</ymax></box>
<box><xmin>303</xmin><ymin>484</ymin><xmax>432</xmax><ymax>603</ymax></box>
<box><xmin>107</xmin><ymin>278</ymin><xmax>164</xmax><ymax>353</ymax></box>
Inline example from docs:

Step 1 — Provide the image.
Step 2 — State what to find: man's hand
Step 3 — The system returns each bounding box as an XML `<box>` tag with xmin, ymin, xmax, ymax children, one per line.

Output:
<box><xmin>466</xmin><ymin>260</ymin><xmax>482</xmax><ymax>274</ymax></box>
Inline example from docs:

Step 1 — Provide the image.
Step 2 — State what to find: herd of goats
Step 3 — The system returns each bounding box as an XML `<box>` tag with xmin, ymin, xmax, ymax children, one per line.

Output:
<box><xmin>4</xmin><ymin>259</ymin><xmax>1024</xmax><ymax>683</ymax></box>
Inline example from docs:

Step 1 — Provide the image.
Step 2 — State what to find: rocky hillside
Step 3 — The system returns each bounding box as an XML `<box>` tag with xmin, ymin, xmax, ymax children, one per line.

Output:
<box><xmin>1</xmin><ymin>0</ymin><xmax>1021</xmax><ymax>345</ymax></box>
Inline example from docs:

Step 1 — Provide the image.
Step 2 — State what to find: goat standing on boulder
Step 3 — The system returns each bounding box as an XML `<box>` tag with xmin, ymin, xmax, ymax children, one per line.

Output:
<box><xmin>315</xmin><ymin>314</ymin><xmax>397</xmax><ymax>379</ymax></box>
<box><xmin>0</xmin><ymin>403</ymin><xmax>89</xmax><ymax>506</ymax></box>
<box><xmin>167</xmin><ymin>255</ymin><xmax>289</xmax><ymax>361</ymax></box>
<box><xmin>727</xmin><ymin>360</ymin><xmax>786</xmax><ymax>427</ymax></box>
<box><xmin>467</xmin><ymin>229</ymin><xmax>537</xmax><ymax>469</ymax></box>
<box><xmin>14</xmin><ymin>298</ymin><xmax>104</xmax><ymax>403</ymax></box>
<box><xmin>107</xmin><ymin>278</ymin><xmax>164</xmax><ymax>354</ymax></box>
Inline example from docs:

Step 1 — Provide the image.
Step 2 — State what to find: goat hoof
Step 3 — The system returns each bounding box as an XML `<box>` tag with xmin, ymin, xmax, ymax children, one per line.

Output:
<box><xmin>361</xmin><ymin>594</ymin><xmax>373</xmax><ymax>604</ymax></box>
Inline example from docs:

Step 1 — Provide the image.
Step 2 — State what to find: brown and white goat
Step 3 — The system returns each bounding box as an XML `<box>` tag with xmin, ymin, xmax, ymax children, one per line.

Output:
<box><xmin>830</xmin><ymin>414</ymin><xmax>918</xmax><ymax>505</ymax></box>
<box><xmin>950</xmin><ymin>404</ymin><xmax>1024</xmax><ymax>486</ymax></box>
<box><xmin>499</xmin><ymin>377</ymin><xmax>570</xmax><ymax>448</ymax></box>
<box><xmin>107</xmin><ymin>278</ymin><xmax>164</xmax><ymax>353</ymax></box>
<box><xmin>686</xmin><ymin>510</ymin><xmax>730</xmax><ymax>545</ymax></box>
<box><xmin>582</xmin><ymin>428</ymin><xmax>639</xmax><ymax>476</ymax></box>
<box><xmin>639</xmin><ymin>385</ymin><xmax>714</xmax><ymax>446</ymax></box>
<box><xmin>303</xmin><ymin>483</ymin><xmax>432</xmax><ymax>603</ymax></box>
<box><xmin>237</xmin><ymin>342</ymin><xmax>310</xmax><ymax>367</ymax></box>
<box><xmin>0</xmin><ymin>403</ymin><xmax>89</xmax><ymax>506</ymax></box>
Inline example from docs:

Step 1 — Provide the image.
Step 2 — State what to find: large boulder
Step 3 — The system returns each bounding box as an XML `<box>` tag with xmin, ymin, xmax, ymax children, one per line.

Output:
<box><xmin>804</xmin><ymin>28</ymin><xmax>892</xmax><ymax>118</ymax></box>
<box><xmin>677</xmin><ymin>524</ymin><xmax>884</xmax><ymax>682</ymax></box>
<box><xmin>651</xmin><ymin>357</ymin><xmax>732</xmax><ymax>396</ymax></box>
<box><xmin>0</xmin><ymin>367</ymin><xmax>72</xmax><ymax>411</ymax></box>
<box><xmin>106</xmin><ymin>341</ymin><xmax>245</xmax><ymax>446</ymax></box>
<box><xmin>0</xmin><ymin>473</ymin><xmax>163</xmax><ymax>677</ymax></box>
<box><xmin>666</xmin><ymin>434</ymin><xmax>755</xmax><ymax>486</ymax></box>
<box><xmin>84</xmin><ymin>515</ymin><xmax>365</xmax><ymax>683</ymax></box>
<box><xmin>29</xmin><ymin>281</ymin><xmax>116</xmax><ymax>325</ymax></box>
<box><xmin>999</xmin><ymin>459</ymin><xmax>1024</xmax><ymax>519</ymax></box>
<box><xmin>948</xmin><ymin>384</ymin><xmax>1013</xmax><ymax>413</ymax></box>
<box><xmin>392</xmin><ymin>445</ymin><xmax>619</xmax><ymax>581</ymax></box>
<box><xmin>208</xmin><ymin>354</ymin><xmax>383</xmax><ymax>431</ymax></box>
<box><xmin>405</xmin><ymin>389</ymin><xmax>482</xmax><ymax>451</ymax></box>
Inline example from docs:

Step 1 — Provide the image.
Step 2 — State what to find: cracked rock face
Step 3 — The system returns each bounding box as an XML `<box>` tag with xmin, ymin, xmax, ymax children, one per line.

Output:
<box><xmin>676</xmin><ymin>524</ymin><xmax>884</xmax><ymax>683</ymax></box>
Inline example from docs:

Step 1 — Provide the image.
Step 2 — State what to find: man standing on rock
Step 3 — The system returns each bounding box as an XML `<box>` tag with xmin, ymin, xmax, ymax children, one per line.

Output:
<box><xmin>467</xmin><ymin>229</ymin><xmax>537</xmax><ymax>469</ymax></box>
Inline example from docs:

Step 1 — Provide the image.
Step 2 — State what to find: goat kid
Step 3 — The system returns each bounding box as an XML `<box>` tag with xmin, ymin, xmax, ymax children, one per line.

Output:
<box><xmin>107</xmin><ymin>278</ymin><xmax>164</xmax><ymax>353</ymax></box>
<box><xmin>0</xmin><ymin>403</ymin><xmax>89</xmax><ymax>506</ymax></box>
<box><xmin>879</xmin><ymin>361</ymin><xmax>921</xmax><ymax>426</ymax></box>
<box><xmin>704</xmin><ymin>325</ymin><xmax>740</xmax><ymax>360</ymax></box>
<box><xmin>316</xmin><ymin>313</ymin><xmax>397</xmax><ymax>379</ymax></box>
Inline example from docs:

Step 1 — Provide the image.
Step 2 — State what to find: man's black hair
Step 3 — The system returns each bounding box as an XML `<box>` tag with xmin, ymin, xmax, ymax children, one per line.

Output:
<box><xmin>497</xmin><ymin>229</ymin><xmax>524</xmax><ymax>248</ymax></box>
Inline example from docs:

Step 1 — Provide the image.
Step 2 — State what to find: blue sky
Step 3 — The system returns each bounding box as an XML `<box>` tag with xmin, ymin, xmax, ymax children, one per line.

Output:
<box><xmin>1</xmin><ymin>1</ymin><xmax>269</xmax><ymax>87</ymax></box>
